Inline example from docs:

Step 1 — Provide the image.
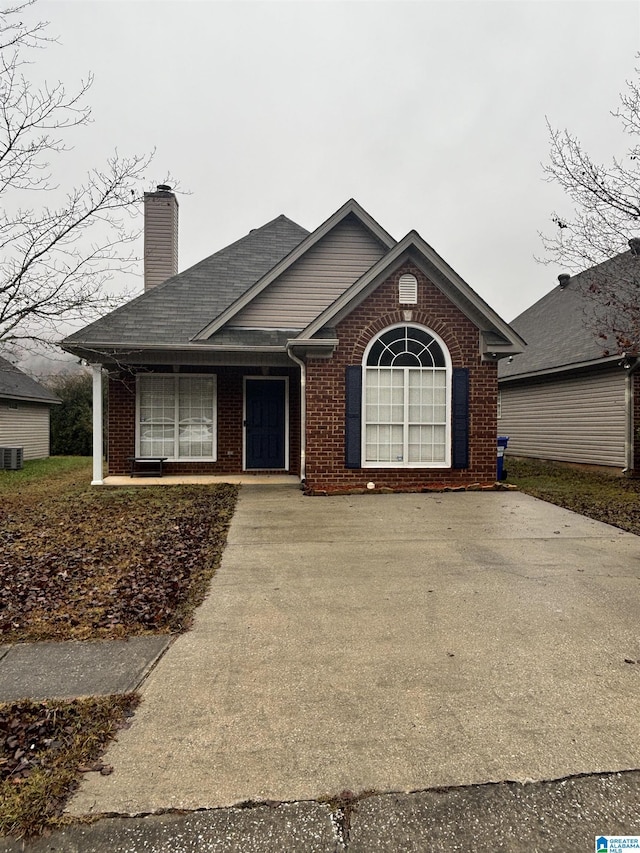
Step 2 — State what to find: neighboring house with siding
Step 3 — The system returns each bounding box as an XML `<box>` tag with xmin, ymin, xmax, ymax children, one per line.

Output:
<box><xmin>62</xmin><ymin>188</ymin><xmax>524</xmax><ymax>491</ymax></box>
<box><xmin>498</xmin><ymin>250</ymin><xmax>640</xmax><ymax>474</ymax></box>
<box><xmin>0</xmin><ymin>356</ymin><xmax>61</xmax><ymax>460</ymax></box>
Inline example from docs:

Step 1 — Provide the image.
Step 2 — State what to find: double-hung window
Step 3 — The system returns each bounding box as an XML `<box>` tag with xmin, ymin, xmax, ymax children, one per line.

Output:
<box><xmin>363</xmin><ymin>325</ymin><xmax>451</xmax><ymax>467</ymax></box>
<box><xmin>137</xmin><ymin>374</ymin><xmax>217</xmax><ymax>460</ymax></box>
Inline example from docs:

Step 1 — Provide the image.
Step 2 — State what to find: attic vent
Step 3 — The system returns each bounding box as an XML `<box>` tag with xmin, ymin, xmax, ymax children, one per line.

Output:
<box><xmin>398</xmin><ymin>274</ymin><xmax>418</xmax><ymax>304</ymax></box>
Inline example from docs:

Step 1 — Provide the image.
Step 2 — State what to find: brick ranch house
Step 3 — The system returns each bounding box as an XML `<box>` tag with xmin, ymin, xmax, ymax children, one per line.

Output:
<box><xmin>62</xmin><ymin>188</ymin><xmax>525</xmax><ymax>493</ymax></box>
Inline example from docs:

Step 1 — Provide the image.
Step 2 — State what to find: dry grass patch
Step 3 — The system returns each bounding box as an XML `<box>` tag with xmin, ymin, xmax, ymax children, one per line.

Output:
<box><xmin>0</xmin><ymin>458</ymin><xmax>238</xmax><ymax>641</ymax></box>
<box><xmin>506</xmin><ymin>458</ymin><xmax>640</xmax><ymax>535</ymax></box>
<box><xmin>0</xmin><ymin>695</ymin><xmax>139</xmax><ymax>839</ymax></box>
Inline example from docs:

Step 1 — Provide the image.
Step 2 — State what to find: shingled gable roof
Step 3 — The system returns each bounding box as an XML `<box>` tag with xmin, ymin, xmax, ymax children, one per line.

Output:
<box><xmin>498</xmin><ymin>249</ymin><xmax>636</xmax><ymax>381</ymax></box>
<box><xmin>0</xmin><ymin>356</ymin><xmax>60</xmax><ymax>404</ymax></box>
<box><xmin>191</xmin><ymin>199</ymin><xmax>396</xmax><ymax>341</ymax></box>
<box><xmin>62</xmin><ymin>215</ymin><xmax>309</xmax><ymax>352</ymax></box>
<box><xmin>294</xmin><ymin>231</ymin><xmax>526</xmax><ymax>358</ymax></box>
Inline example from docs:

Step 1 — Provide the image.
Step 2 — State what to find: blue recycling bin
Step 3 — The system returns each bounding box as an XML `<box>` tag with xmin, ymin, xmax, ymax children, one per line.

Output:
<box><xmin>497</xmin><ymin>436</ymin><xmax>509</xmax><ymax>481</ymax></box>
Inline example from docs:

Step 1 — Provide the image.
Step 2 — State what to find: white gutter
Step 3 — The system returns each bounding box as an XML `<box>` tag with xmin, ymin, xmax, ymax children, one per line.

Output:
<box><xmin>91</xmin><ymin>363</ymin><xmax>104</xmax><ymax>485</ymax></box>
<box><xmin>286</xmin><ymin>345</ymin><xmax>306</xmax><ymax>483</ymax></box>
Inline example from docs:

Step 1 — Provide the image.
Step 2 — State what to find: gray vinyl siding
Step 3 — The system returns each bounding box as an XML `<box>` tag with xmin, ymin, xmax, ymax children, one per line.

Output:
<box><xmin>233</xmin><ymin>215</ymin><xmax>387</xmax><ymax>329</ymax></box>
<box><xmin>499</xmin><ymin>368</ymin><xmax>626</xmax><ymax>468</ymax></box>
<box><xmin>0</xmin><ymin>400</ymin><xmax>51</xmax><ymax>460</ymax></box>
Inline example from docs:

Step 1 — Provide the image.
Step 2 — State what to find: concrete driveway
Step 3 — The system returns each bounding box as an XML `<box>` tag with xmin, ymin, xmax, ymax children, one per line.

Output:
<box><xmin>68</xmin><ymin>485</ymin><xmax>640</xmax><ymax>816</ymax></box>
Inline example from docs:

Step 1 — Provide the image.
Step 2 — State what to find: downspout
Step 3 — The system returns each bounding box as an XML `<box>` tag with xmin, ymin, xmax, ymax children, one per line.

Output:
<box><xmin>286</xmin><ymin>346</ymin><xmax>306</xmax><ymax>483</ymax></box>
<box><xmin>624</xmin><ymin>356</ymin><xmax>640</xmax><ymax>476</ymax></box>
<box><xmin>91</xmin><ymin>363</ymin><xmax>104</xmax><ymax>485</ymax></box>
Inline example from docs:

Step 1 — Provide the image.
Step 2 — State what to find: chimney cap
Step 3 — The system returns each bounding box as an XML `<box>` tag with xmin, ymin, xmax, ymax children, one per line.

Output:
<box><xmin>156</xmin><ymin>183</ymin><xmax>172</xmax><ymax>193</ymax></box>
<box><xmin>558</xmin><ymin>273</ymin><xmax>571</xmax><ymax>288</ymax></box>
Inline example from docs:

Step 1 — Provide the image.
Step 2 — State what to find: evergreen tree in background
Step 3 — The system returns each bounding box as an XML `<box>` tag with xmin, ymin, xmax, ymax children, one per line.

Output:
<box><xmin>46</xmin><ymin>372</ymin><xmax>93</xmax><ymax>456</ymax></box>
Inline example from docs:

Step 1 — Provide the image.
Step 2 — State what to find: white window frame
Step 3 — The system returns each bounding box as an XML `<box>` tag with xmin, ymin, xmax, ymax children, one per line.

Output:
<box><xmin>361</xmin><ymin>323</ymin><xmax>452</xmax><ymax>468</ymax></box>
<box><xmin>136</xmin><ymin>373</ymin><xmax>217</xmax><ymax>462</ymax></box>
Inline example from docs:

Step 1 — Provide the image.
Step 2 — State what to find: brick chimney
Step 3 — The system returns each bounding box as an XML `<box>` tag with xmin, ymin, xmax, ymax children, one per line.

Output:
<box><xmin>144</xmin><ymin>184</ymin><xmax>179</xmax><ymax>291</ymax></box>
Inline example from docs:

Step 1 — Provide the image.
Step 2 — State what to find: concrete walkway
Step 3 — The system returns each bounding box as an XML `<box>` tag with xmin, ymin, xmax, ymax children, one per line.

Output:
<box><xmin>6</xmin><ymin>770</ymin><xmax>640</xmax><ymax>851</ymax></box>
<box><xmin>65</xmin><ymin>485</ymin><xmax>640</xmax><ymax>818</ymax></box>
<box><xmin>0</xmin><ymin>637</ymin><xmax>170</xmax><ymax>702</ymax></box>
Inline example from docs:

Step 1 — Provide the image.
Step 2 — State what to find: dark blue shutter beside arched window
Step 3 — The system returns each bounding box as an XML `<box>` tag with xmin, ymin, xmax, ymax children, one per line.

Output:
<box><xmin>345</xmin><ymin>365</ymin><xmax>362</xmax><ymax>468</ymax></box>
<box><xmin>451</xmin><ymin>367</ymin><xmax>469</xmax><ymax>469</ymax></box>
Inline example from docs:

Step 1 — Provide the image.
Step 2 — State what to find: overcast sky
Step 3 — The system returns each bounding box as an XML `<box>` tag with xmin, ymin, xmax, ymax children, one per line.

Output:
<box><xmin>25</xmin><ymin>1</ymin><xmax>640</xmax><ymax>325</ymax></box>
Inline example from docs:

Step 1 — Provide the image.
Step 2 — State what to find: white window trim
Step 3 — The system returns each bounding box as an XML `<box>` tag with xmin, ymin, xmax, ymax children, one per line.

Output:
<box><xmin>361</xmin><ymin>323</ymin><xmax>452</xmax><ymax>468</ymax></box>
<box><xmin>242</xmin><ymin>375</ymin><xmax>289</xmax><ymax>471</ymax></box>
<box><xmin>135</xmin><ymin>373</ymin><xmax>217</xmax><ymax>462</ymax></box>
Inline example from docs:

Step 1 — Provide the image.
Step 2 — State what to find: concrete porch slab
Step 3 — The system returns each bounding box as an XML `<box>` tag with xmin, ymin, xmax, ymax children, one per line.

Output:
<box><xmin>100</xmin><ymin>475</ymin><xmax>301</xmax><ymax>487</ymax></box>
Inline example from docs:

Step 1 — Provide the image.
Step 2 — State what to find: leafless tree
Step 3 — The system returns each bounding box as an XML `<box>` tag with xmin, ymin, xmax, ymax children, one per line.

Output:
<box><xmin>540</xmin><ymin>62</ymin><xmax>640</xmax><ymax>354</ymax></box>
<box><xmin>0</xmin><ymin>1</ymin><xmax>153</xmax><ymax>354</ymax></box>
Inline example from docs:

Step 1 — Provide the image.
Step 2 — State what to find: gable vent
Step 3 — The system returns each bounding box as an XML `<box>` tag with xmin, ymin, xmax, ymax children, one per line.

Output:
<box><xmin>398</xmin><ymin>273</ymin><xmax>418</xmax><ymax>304</ymax></box>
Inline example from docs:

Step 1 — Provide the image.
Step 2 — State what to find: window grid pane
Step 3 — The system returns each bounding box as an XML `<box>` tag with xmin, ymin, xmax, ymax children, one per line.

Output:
<box><xmin>365</xmin><ymin>424</ymin><xmax>404</xmax><ymax>463</ymax></box>
<box><xmin>364</xmin><ymin>326</ymin><xmax>449</xmax><ymax>467</ymax></box>
<box><xmin>366</xmin><ymin>326</ymin><xmax>445</xmax><ymax>368</ymax></box>
<box><xmin>139</xmin><ymin>375</ymin><xmax>216</xmax><ymax>460</ymax></box>
<box><xmin>178</xmin><ymin>376</ymin><xmax>215</xmax><ymax>458</ymax></box>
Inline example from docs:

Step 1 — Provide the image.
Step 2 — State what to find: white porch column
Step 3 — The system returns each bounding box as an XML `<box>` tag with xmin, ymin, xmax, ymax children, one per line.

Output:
<box><xmin>91</xmin><ymin>363</ymin><xmax>104</xmax><ymax>485</ymax></box>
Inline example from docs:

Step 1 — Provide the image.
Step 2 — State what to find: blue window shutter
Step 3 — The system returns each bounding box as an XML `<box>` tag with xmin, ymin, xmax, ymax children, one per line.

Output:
<box><xmin>452</xmin><ymin>368</ymin><xmax>469</xmax><ymax>469</ymax></box>
<box><xmin>345</xmin><ymin>366</ymin><xmax>362</xmax><ymax>468</ymax></box>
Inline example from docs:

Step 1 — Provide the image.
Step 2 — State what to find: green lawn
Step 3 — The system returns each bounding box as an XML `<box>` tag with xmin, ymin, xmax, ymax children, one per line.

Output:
<box><xmin>0</xmin><ymin>456</ymin><xmax>93</xmax><ymax>493</ymax></box>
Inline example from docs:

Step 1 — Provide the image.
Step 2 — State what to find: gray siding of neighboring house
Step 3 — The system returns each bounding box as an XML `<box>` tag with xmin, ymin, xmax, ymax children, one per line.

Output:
<box><xmin>232</xmin><ymin>215</ymin><xmax>387</xmax><ymax>329</ymax></box>
<box><xmin>499</xmin><ymin>368</ymin><xmax>627</xmax><ymax>468</ymax></box>
<box><xmin>0</xmin><ymin>400</ymin><xmax>51</xmax><ymax>460</ymax></box>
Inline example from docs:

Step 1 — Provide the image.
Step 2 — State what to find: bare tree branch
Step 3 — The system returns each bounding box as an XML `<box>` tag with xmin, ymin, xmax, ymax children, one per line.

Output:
<box><xmin>0</xmin><ymin>2</ymin><xmax>154</xmax><ymax>352</ymax></box>
<box><xmin>539</xmin><ymin>60</ymin><xmax>640</xmax><ymax>354</ymax></box>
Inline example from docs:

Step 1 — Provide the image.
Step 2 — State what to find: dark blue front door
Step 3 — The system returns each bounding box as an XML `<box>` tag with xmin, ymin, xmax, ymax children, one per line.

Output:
<box><xmin>245</xmin><ymin>379</ymin><xmax>286</xmax><ymax>469</ymax></box>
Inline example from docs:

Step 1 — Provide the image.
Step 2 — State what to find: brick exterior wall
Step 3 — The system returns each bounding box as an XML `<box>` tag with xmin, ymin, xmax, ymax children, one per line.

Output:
<box><xmin>107</xmin><ymin>263</ymin><xmax>499</xmax><ymax>490</ymax></box>
<box><xmin>107</xmin><ymin>366</ymin><xmax>300</xmax><ymax>476</ymax></box>
<box><xmin>304</xmin><ymin>261</ymin><xmax>498</xmax><ymax>493</ymax></box>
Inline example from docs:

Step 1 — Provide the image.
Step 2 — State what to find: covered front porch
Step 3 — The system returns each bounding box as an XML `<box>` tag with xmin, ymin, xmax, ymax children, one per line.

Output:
<box><xmin>85</xmin><ymin>346</ymin><xmax>305</xmax><ymax>486</ymax></box>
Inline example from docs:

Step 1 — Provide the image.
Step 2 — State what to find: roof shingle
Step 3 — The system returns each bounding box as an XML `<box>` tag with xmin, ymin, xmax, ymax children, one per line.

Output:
<box><xmin>63</xmin><ymin>215</ymin><xmax>309</xmax><ymax>348</ymax></box>
<box><xmin>0</xmin><ymin>357</ymin><xmax>60</xmax><ymax>403</ymax></box>
<box><xmin>499</xmin><ymin>250</ymin><xmax>637</xmax><ymax>379</ymax></box>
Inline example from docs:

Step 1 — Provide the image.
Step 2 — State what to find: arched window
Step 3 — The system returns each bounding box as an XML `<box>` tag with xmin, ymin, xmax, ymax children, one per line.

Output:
<box><xmin>362</xmin><ymin>324</ymin><xmax>451</xmax><ymax>467</ymax></box>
